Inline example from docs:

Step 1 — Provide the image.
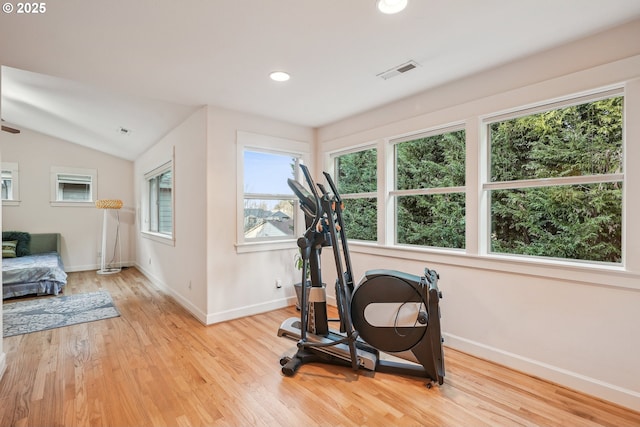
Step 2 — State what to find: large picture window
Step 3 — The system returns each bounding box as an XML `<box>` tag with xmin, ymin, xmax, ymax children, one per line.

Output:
<box><xmin>392</xmin><ymin>128</ymin><xmax>466</xmax><ymax>249</ymax></box>
<box><xmin>334</xmin><ymin>148</ymin><xmax>377</xmax><ymax>242</ymax></box>
<box><xmin>145</xmin><ymin>162</ymin><xmax>173</xmax><ymax>237</ymax></box>
<box><xmin>485</xmin><ymin>91</ymin><xmax>623</xmax><ymax>263</ymax></box>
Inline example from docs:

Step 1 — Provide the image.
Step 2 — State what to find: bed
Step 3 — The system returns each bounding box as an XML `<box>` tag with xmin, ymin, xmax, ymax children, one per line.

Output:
<box><xmin>2</xmin><ymin>232</ymin><xmax>67</xmax><ymax>300</ymax></box>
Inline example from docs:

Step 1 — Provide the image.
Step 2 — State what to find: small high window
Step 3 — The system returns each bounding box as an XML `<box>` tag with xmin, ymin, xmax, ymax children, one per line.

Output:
<box><xmin>50</xmin><ymin>166</ymin><xmax>96</xmax><ymax>206</ymax></box>
<box><xmin>1</xmin><ymin>162</ymin><xmax>19</xmax><ymax>205</ymax></box>
<box><xmin>57</xmin><ymin>174</ymin><xmax>92</xmax><ymax>201</ymax></box>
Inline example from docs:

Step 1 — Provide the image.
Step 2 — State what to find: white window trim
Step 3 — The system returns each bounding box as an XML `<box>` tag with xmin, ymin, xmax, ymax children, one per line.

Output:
<box><xmin>480</xmin><ymin>87</ymin><xmax>624</xmax><ymax>264</ymax></box>
<box><xmin>1</xmin><ymin>162</ymin><xmax>20</xmax><ymax>206</ymax></box>
<box><xmin>390</xmin><ymin>125</ymin><xmax>467</xmax><ymax>247</ymax></box>
<box><xmin>327</xmin><ymin>144</ymin><xmax>379</xmax><ymax>243</ymax></box>
<box><xmin>236</xmin><ymin>131</ymin><xmax>310</xmax><ymax>252</ymax></box>
<box><xmin>321</xmin><ymin>86</ymin><xmax>630</xmax><ymax>283</ymax></box>
<box><xmin>142</xmin><ymin>159</ymin><xmax>174</xmax><ymax>243</ymax></box>
<box><xmin>50</xmin><ymin>166</ymin><xmax>97</xmax><ymax>207</ymax></box>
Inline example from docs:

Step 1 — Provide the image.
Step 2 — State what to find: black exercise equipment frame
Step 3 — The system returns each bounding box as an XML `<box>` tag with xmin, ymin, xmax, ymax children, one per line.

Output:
<box><xmin>280</xmin><ymin>164</ymin><xmax>445</xmax><ymax>387</ymax></box>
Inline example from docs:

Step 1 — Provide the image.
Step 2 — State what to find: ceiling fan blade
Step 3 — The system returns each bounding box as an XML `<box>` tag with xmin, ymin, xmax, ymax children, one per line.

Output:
<box><xmin>1</xmin><ymin>125</ymin><xmax>21</xmax><ymax>134</ymax></box>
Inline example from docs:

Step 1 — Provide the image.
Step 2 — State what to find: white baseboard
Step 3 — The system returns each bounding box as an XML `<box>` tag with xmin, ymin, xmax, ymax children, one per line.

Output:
<box><xmin>134</xmin><ymin>263</ymin><xmax>209</xmax><ymax>325</ymax></box>
<box><xmin>205</xmin><ymin>296</ymin><xmax>296</xmax><ymax>325</ymax></box>
<box><xmin>444</xmin><ymin>332</ymin><xmax>640</xmax><ymax>411</ymax></box>
<box><xmin>65</xmin><ymin>261</ymin><xmax>135</xmax><ymax>273</ymax></box>
<box><xmin>134</xmin><ymin>263</ymin><xmax>297</xmax><ymax>325</ymax></box>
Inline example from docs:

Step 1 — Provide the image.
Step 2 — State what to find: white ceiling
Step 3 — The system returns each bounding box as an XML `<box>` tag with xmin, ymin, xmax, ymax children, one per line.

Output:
<box><xmin>1</xmin><ymin>0</ymin><xmax>640</xmax><ymax>160</ymax></box>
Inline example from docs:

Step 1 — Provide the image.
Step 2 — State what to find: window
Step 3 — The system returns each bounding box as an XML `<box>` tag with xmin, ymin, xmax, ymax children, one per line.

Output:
<box><xmin>236</xmin><ymin>131</ymin><xmax>309</xmax><ymax>251</ymax></box>
<box><xmin>57</xmin><ymin>174</ymin><xmax>92</xmax><ymax>201</ymax></box>
<box><xmin>242</xmin><ymin>150</ymin><xmax>299</xmax><ymax>242</ymax></box>
<box><xmin>1</xmin><ymin>170</ymin><xmax>11</xmax><ymax>199</ymax></box>
<box><xmin>392</xmin><ymin>127</ymin><xmax>466</xmax><ymax>249</ymax></box>
<box><xmin>1</xmin><ymin>162</ymin><xmax>19</xmax><ymax>205</ymax></box>
<box><xmin>145</xmin><ymin>162</ymin><xmax>173</xmax><ymax>237</ymax></box>
<box><xmin>334</xmin><ymin>147</ymin><xmax>377</xmax><ymax>241</ymax></box>
<box><xmin>484</xmin><ymin>91</ymin><xmax>623</xmax><ymax>263</ymax></box>
<box><xmin>50</xmin><ymin>166</ymin><xmax>96</xmax><ymax>206</ymax></box>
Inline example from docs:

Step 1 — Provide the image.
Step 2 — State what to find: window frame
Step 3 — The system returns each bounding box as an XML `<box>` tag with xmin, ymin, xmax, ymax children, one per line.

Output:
<box><xmin>321</xmin><ymin>81</ymin><xmax>636</xmax><ymax>289</ymax></box>
<box><xmin>480</xmin><ymin>87</ymin><xmax>624</xmax><ymax>265</ymax></box>
<box><xmin>236</xmin><ymin>131</ymin><xmax>310</xmax><ymax>253</ymax></box>
<box><xmin>330</xmin><ymin>145</ymin><xmax>379</xmax><ymax>243</ymax></box>
<box><xmin>390</xmin><ymin>124</ymin><xmax>467</xmax><ymax>250</ymax></box>
<box><xmin>50</xmin><ymin>166</ymin><xmax>97</xmax><ymax>207</ymax></box>
<box><xmin>1</xmin><ymin>162</ymin><xmax>20</xmax><ymax>206</ymax></box>
<box><xmin>142</xmin><ymin>160</ymin><xmax>174</xmax><ymax>243</ymax></box>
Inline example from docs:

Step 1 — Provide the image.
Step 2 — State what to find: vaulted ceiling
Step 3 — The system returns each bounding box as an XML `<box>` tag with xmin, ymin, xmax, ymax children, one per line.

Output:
<box><xmin>1</xmin><ymin>0</ymin><xmax>640</xmax><ymax>160</ymax></box>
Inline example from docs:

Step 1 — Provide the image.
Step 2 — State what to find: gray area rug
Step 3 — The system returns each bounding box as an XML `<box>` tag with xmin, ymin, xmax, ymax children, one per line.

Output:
<box><xmin>3</xmin><ymin>290</ymin><xmax>120</xmax><ymax>337</ymax></box>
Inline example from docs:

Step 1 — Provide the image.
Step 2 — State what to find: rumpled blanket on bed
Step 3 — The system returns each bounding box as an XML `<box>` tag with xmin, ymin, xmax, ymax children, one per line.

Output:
<box><xmin>2</xmin><ymin>252</ymin><xmax>67</xmax><ymax>299</ymax></box>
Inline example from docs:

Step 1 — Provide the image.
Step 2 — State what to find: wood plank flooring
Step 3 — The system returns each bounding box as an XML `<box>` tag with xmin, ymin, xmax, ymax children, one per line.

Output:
<box><xmin>1</xmin><ymin>267</ymin><xmax>639</xmax><ymax>426</ymax></box>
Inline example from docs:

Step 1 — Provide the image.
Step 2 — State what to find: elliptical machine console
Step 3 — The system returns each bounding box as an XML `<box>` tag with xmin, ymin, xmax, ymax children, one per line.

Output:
<box><xmin>278</xmin><ymin>165</ymin><xmax>445</xmax><ymax>387</ymax></box>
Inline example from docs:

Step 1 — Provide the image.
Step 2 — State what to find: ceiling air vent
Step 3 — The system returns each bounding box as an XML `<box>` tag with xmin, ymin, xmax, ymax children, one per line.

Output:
<box><xmin>376</xmin><ymin>60</ymin><xmax>420</xmax><ymax>80</ymax></box>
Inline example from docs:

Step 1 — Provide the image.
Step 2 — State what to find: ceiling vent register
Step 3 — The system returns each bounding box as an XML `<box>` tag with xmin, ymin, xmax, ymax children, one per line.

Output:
<box><xmin>376</xmin><ymin>60</ymin><xmax>420</xmax><ymax>80</ymax></box>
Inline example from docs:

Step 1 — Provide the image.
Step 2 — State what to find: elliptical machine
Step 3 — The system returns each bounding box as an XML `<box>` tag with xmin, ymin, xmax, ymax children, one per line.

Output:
<box><xmin>278</xmin><ymin>164</ymin><xmax>445</xmax><ymax>387</ymax></box>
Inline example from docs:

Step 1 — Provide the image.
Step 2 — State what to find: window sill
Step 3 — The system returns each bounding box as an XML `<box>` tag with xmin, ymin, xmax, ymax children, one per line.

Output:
<box><xmin>50</xmin><ymin>201</ymin><xmax>95</xmax><ymax>207</ymax></box>
<box><xmin>348</xmin><ymin>242</ymin><xmax>639</xmax><ymax>291</ymax></box>
<box><xmin>141</xmin><ymin>231</ymin><xmax>175</xmax><ymax>246</ymax></box>
<box><xmin>236</xmin><ymin>239</ymin><xmax>298</xmax><ymax>254</ymax></box>
<box><xmin>2</xmin><ymin>200</ymin><xmax>20</xmax><ymax>207</ymax></box>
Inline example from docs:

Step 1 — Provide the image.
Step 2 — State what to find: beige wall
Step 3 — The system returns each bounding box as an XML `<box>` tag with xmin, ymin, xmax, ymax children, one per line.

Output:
<box><xmin>134</xmin><ymin>106</ymin><xmax>208</xmax><ymax>320</ymax></box>
<box><xmin>133</xmin><ymin>105</ymin><xmax>313</xmax><ymax>323</ymax></box>
<box><xmin>204</xmin><ymin>106</ymin><xmax>313</xmax><ymax>323</ymax></box>
<box><xmin>0</xmin><ymin>127</ymin><xmax>134</xmax><ymax>271</ymax></box>
<box><xmin>316</xmin><ymin>21</ymin><xmax>640</xmax><ymax>410</ymax></box>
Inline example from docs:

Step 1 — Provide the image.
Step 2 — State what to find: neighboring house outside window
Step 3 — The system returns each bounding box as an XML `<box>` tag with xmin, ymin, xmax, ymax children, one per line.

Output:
<box><xmin>144</xmin><ymin>161</ymin><xmax>173</xmax><ymax>238</ymax></box>
<box><xmin>50</xmin><ymin>166</ymin><xmax>97</xmax><ymax>206</ymax></box>
<box><xmin>242</xmin><ymin>150</ymin><xmax>298</xmax><ymax>242</ymax></box>
<box><xmin>235</xmin><ymin>131</ymin><xmax>309</xmax><ymax>252</ymax></box>
<box><xmin>1</xmin><ymin>162</ymin><xmax>19</xmax><ymax>206</ymax></box>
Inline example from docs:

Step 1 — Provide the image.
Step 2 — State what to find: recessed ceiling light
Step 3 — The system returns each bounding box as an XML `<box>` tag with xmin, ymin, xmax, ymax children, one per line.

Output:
<box><xmin>377</xmin><ymin>0</ymin><xmax>408</xmax><ymax>14</ymax></box>
<box><xmin>269</xmin><ymin>71</ymin><xmax>290</xmax><ymax>82</ymax></box>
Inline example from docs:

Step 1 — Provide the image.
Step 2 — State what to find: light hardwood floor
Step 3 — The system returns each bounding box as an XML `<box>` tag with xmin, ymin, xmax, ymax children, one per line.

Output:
<box><xmin>1</xmin><ymin>267</ymin><xmax>639</xmax><ymax>426</ymax></box>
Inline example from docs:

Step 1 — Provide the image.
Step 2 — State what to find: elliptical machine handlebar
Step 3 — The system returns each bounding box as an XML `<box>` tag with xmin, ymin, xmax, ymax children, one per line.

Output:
<box><xmin>322</xmin><ymin>171</ymin><xmax>341</xmax><ymax>203</ymax></box>
<box><xmin>299</xmin><ymin>164</ymin><xmax>323</xmax><ymax>208</ymax></box>
<box><xmin>287</xmin><ymin>165</ymin><xmax>323</xmax><ymax>234</ymax></box>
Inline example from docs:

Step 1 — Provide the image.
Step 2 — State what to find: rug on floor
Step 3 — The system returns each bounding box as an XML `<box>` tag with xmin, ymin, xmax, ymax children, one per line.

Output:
<box><xmin>3</xmin><ymin>290</ymin><xmax>120</xmax><ymax>337</ymax></box>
